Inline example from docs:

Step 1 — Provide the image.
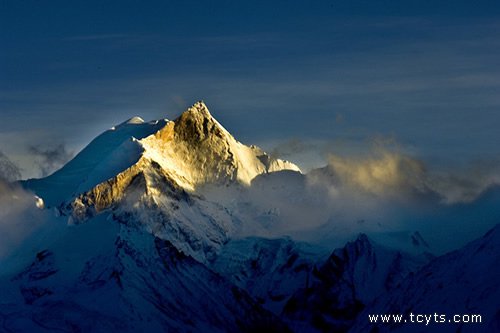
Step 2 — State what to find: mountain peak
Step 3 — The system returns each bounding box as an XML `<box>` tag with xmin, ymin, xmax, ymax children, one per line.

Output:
<box><xmin>177</xmin><ymin>101</ymin><xmax>214</xmax><ymax>125</ymax></box>
<box><xmin>118</xmin><ymin>116</ymin><xmax>145</xmax><ymax>127</ymax></box>
<box><xmin>191</xmin><ymin>100</ymin><xmax>211</xmax><ymax>117</ymax></box>
<box><xmin>173</xmin><ymin>101</ymin><xmax>228</xmax><ymax>144</ymax></box>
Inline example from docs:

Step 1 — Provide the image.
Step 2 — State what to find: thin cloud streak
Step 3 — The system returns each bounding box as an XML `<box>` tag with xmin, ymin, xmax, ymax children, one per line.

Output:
<box><xmin>62</xmin><ymin>34</ymin><xmax>131</xmax><ymax>41</ymax></box>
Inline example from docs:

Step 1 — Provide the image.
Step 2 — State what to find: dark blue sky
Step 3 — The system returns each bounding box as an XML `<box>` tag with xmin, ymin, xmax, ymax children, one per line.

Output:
<box><xmin>1</xmin><ymin>0</ymin><xmax>500</xmax><ymax>177</ymax></box>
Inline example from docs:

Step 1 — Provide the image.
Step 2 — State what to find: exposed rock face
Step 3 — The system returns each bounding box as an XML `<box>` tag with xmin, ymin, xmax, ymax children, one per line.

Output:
<box><xmin>140</xmin><ymin>101</ymin><xmax>300</xmax><ymax>191</ymax></box>
<box><xmin>68</xmin><ymin>157</ymin><xmax>151</xmax><ymax>221</ymax></box>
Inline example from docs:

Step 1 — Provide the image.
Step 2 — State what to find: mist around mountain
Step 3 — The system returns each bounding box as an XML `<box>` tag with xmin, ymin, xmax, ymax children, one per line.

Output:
<box><xmin>0</xmin><ymin>102</ymin><xmax>498</xmax><ymax>332</ymax></box>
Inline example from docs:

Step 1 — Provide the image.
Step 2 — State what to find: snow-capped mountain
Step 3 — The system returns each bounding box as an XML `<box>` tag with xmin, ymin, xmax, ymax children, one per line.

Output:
<box><xmin>25</xmin><ymin>101</ymin><xmax>299</xmax><ymax>209</ymax></box>
<box><xmin>23</xmin><ymin>101</ymin><xmax>300</xmax><ymax>262</ymax></box>
<box><xmin>1</xmin><ymin>102</ymin><xmax>498</xmax><ymax>332</ymax></box>
<box><xmin>349</xmin><ymin>224</ymin><xmax>500</xmax><ymax>333</ymax></box>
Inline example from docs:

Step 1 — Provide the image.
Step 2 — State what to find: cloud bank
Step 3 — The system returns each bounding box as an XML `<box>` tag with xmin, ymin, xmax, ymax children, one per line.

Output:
<box><xmin>0</xmin><ymin>151</ymin><xmax>47</xmax><ymax>259</ymax></box>
<box><xmin>221</xmin><ymin>142</ymin><xmax>500</xmax><ymax>254</ymax></box>
<box><xmin>317</xmin><ymin>149</ymin><xmax>500</xmax><ymax>205</ymax></box>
